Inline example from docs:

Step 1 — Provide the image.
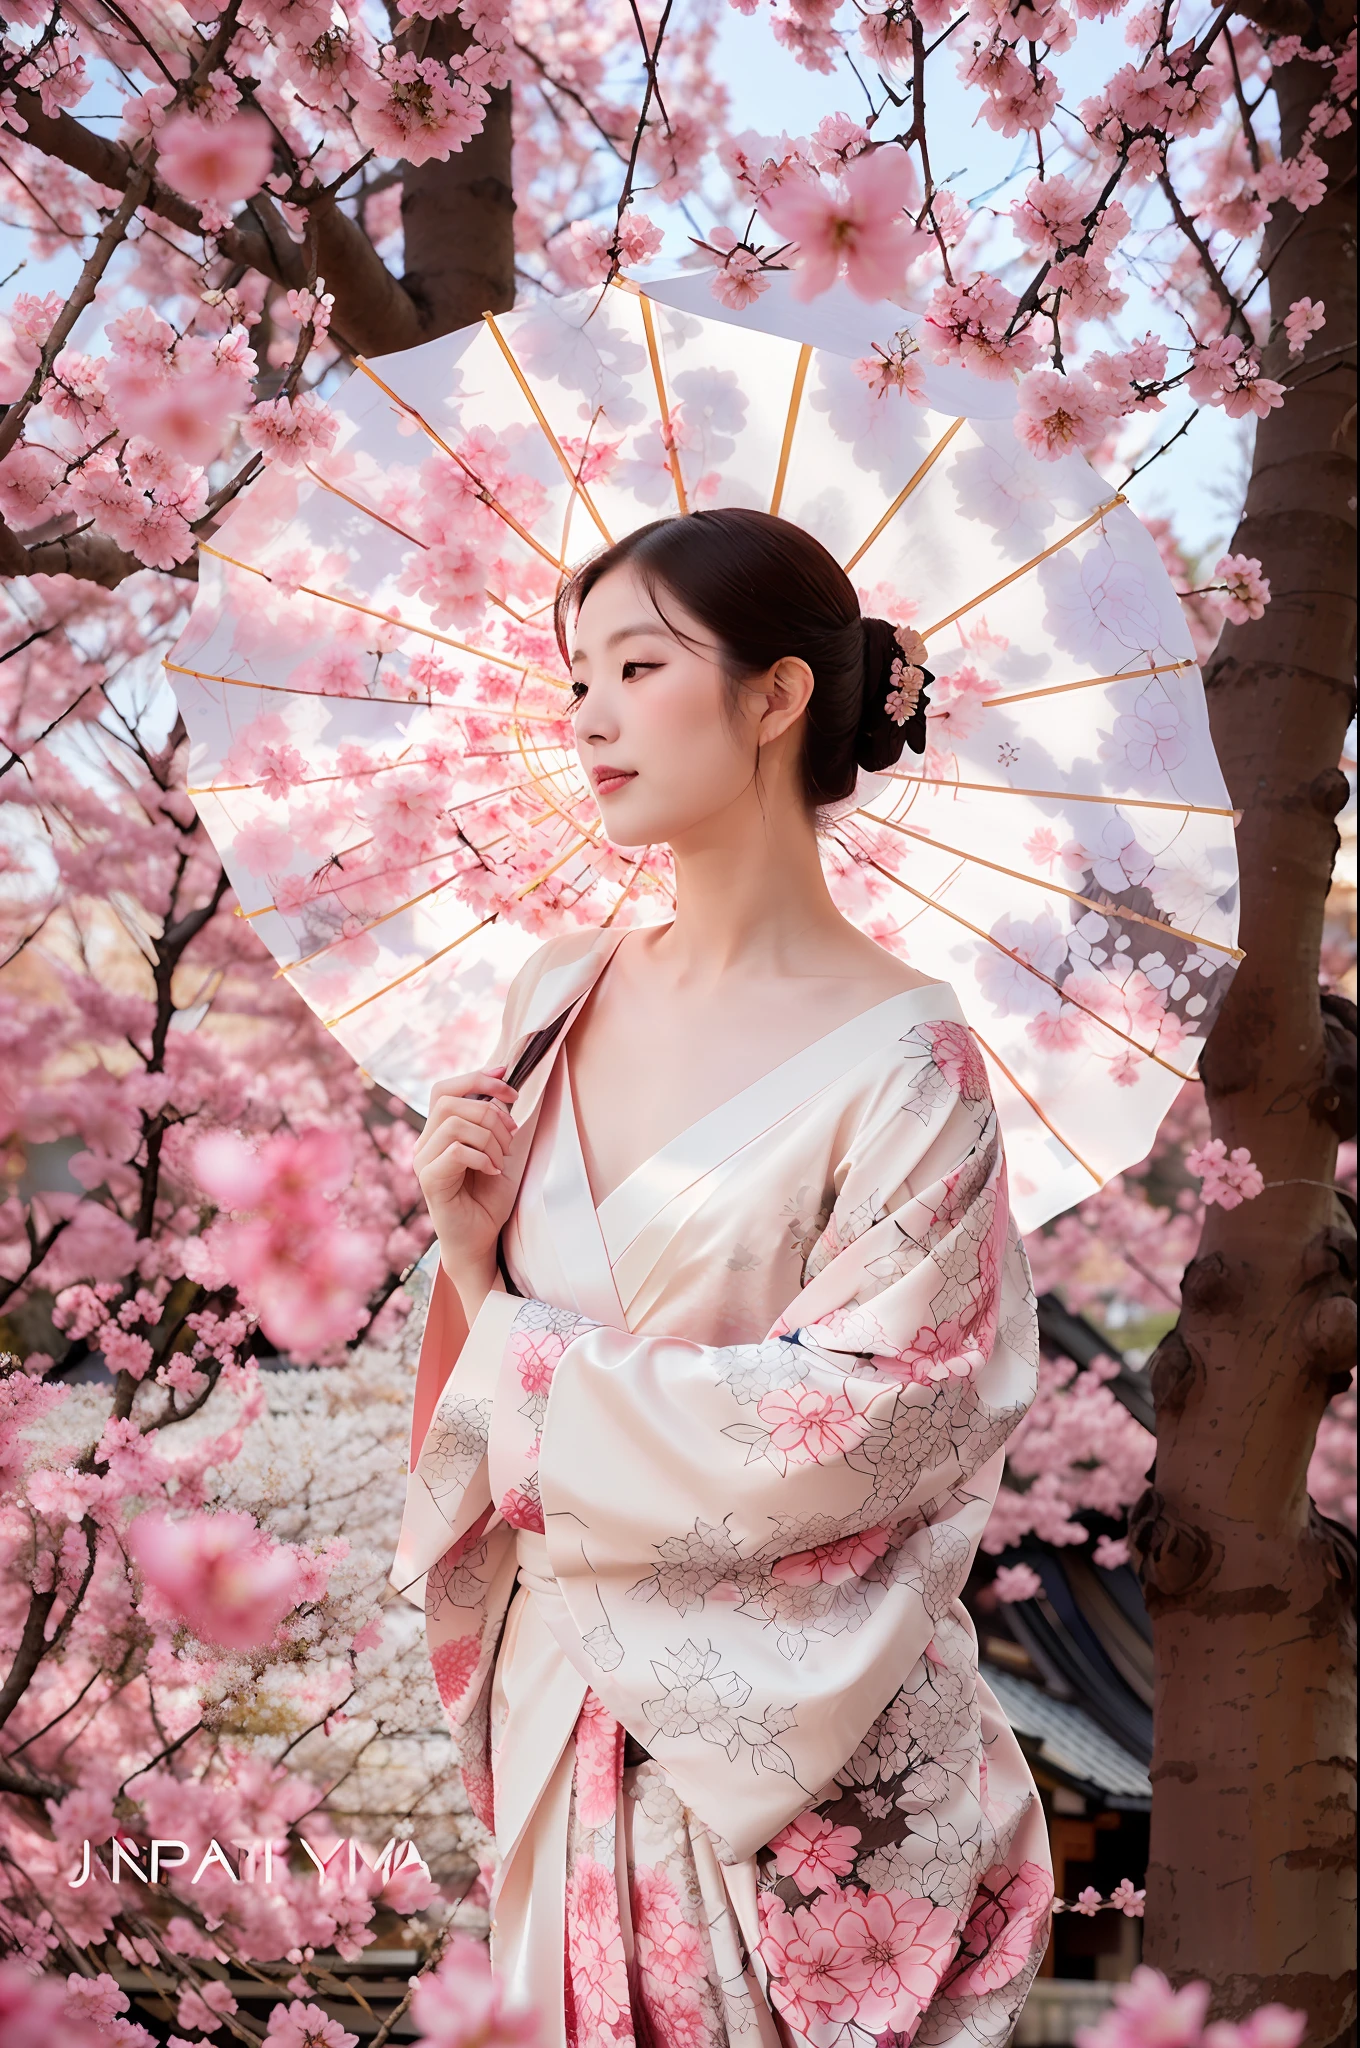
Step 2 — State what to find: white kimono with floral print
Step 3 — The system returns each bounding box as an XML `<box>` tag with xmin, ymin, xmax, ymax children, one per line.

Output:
<box><xmin>392</xmin><ymin>926</ymin><xmax>1054</xmax><ymax>2048</ymax></box>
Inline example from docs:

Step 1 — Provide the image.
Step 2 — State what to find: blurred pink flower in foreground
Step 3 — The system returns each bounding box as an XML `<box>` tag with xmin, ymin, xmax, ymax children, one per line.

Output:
<box><xmin>0</xmin><ymin>1961</ymin><xmax>102</xmax><ymax>2048</ymax></box>
<box><xmin>1076</xmin><ymin>1968</ymin><xmax>1305</xmax><ymax>2048</ymax></box>
<box><xmin>126</xmin><ymin>1510</ymin><xmax>301</xmax><ymax>1651</ymax></box>
<box><xmin>155</xmin><ymin>110</ymin><xmax>273</xmax><ymax>205</ymax></box>
<box><xmin>410</xmin><ymin>1936</ymin><xmax>541</xmax><ymax>2048</ymax></box>
<box><xmin>191</xmin><ymin>1127</ymin><xmax>387</xmax><ymax>1360</ymax></box>
<box><xmin>113</xmin><ymin>363</ymin><xmax>244</xmax><ymax>467</ymax></box>
<box><xmin>1186</xmin><ymin>1138</ymin><xmax>1265</xmax><ymax>1208</ymax></box>
<box><xmin>760</xmin><ymin>145</ymin><xmax>925</xmax><ymax>302</ymax></box>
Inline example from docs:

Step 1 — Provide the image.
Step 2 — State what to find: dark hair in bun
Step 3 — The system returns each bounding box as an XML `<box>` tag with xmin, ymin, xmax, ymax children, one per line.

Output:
<box><xmin>552</xmin><ymin>506</ymin><xmax>932</xmax><ymax>811</ymax></box>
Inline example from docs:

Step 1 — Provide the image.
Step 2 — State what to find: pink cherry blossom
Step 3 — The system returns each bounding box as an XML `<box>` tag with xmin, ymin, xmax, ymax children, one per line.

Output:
<box><xmin>1075</xmin><ymin>1967</ymin><xmax>1215</xmax><ymax>2048</ymax></box>
<box><xmin>353</xmin><ymin>50</ymin><xmax>491</xmax><ymax>167</ymax></box>
<box><xmin>1213</xmin><ymin>553</ymin><xmax>1271</xmax><ymax>622</ymax></box>
<box><xmin>241</xmin><ymin>392</ymin><xmax>340</xmax><ymax>470</ymax></box>
<box><xmin>1011</xmin><ymin>171</ymin><xmax>1091</xmax><ymax>255</ymax></box>
<box><xmin>0</xmin><ymin>1960</ymin><xmax>104</xmax><ymax>2048</ymax></box>
<box><xmin>756</xmin><ymin>1383</ymin><xmax>869</xmax><ymax>1462</ymax></box>
<box><xmin>572</xmin><ymin>1690</ymin><xmax>623</xmax><ymax>1830</ymax></box>
<box><xmin>853</xmin><ymin>334</ymin><xmax>927</xmax><ymax>401</ymax></box>
<box><xmin>430</xmin><ymin>1632</ymin><xmax>482</xmax><ymax>1705</ymax></box>
<box><xmin>1108</xmin><ymin>1877</ymin><xmax>1147</xmax><ymax>1915</ymax></box>
<box><xmin>0</xmin><ymin>289</ymin><xmax>62</xmax><ymax>401</ymax></box>
<box><xmin>408</xmin><ymin>1936</ymin><xmax>540</xmax><ymax>2048</ymax></box>
<box><xmin>947</xmin><ymin>1860</ymin><xmax>1053</xmax><ymax>1992</ymax></box>
<box><xmin>126</xmin><ymin>1509</ymin><xmax>303</xmax><ymax>1650</ymax></box>
<box><xmin>1186</xmin><ymin>1137</ymin><xmax>1265</xmax><ymax>1207</ymax></box>
<box><xmin>759</xmin><ymin>145</ymin><xmax>924</xmax><ymax>302</ymax></box>
<box><xmin>191</xmin><ymin>1127</ymin><xmax>387</xmax><ymax>1357</ymax></box>
<box><xmin>1016</xmin><ymin>368</ymin><xmax>1115</xmax><ymax>459</ymax></box>
<box><xmin>769</xmin><ymin>1812</ymin><xmax>862</xmax><ymax>1890</ymax></box>
<box><xmin>1283</xmin><ymin>296</ymin><xmax>1325</xmax><ymax>353</ymax></box>
<box><xmin>630</xmin><ymin>1865</ymin><xmax>707</xmax><ymax>1989</ymax></box>
<box><xmin>156</xmin><ymin>110</ymin><xmax>274</xmax><ymax>205</ymax></box>
<box><xmin>263</xmin><ymin>2001</ymin><xmax>358</xmax><ymax>2047</ymax></box>
<box><xmin>698</xmin><ymin>232</ymin><xmax>772</xmax><ymax>309</ymax></box>
<box><xmin>895</xmin><ymin>1315</ymin><xmax>986</xmax><ymax>1385</ymax></box>
<box><xmin>924</xmin><ymin>1018</ymin><xmax>990</xmax><ymax>1101</ymax></box>
<box><xmin>772</xmin><ymin>1523</ymin><xmax>893</xmax><ymax>1584</ymax></box>
<box><xmin>111</xmin><ymin>361</ymin><xmax>244</xmax><ymax>467</ymax></box>
<box><xmin>922</xmin><ymin>275</ymin><xmax>1041</xmax><ymax>379</ymax></box>
<box><xmin>176</xmin><ymin>1977</ymin><xmax>238</xmax><ymax>2032</ymax></box>
<box><xmin>993</xmin><ymin>1561</ymin><xmax>1043</xmax><ymax>1601</ymax></box>
<box><xmin>759</xmin><ymin>1885</ymin><xmax>959</xmax><ymax>2031</ymax></box>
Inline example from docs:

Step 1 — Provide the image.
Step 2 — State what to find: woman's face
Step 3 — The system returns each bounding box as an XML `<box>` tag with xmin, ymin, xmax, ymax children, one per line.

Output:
<box><xmin>568</xmin><ymin>561</ymin><xmax>809</xmax><ymax>848</ymax></box>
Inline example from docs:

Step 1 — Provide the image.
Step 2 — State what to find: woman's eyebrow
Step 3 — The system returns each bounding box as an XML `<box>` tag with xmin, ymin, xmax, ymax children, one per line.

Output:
<box><xmin>570</xmin><ymin>621</ymin><xmax>670</xmax><ymax>667</ymax></box>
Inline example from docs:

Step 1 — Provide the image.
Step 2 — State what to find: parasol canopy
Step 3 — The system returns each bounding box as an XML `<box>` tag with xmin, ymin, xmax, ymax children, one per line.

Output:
<box><xmin>165</xmin><ymin>265</ymin><xmax>1241</xmax><ymax>1232</ymax></box>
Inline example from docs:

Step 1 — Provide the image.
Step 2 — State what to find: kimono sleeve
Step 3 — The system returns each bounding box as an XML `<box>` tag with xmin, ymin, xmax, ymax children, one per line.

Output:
<box><xmin>390</xmin><ymin>933</ymin><xmax>575</xmax><ymax>1610</ymax></box>
<box><xmin>485</xmin><ymin>1016</ymin><xmax>1041</xmax><ymax>1861</ymax></box>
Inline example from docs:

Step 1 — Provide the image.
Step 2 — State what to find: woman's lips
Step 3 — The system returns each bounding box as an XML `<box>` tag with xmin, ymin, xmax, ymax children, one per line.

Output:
<box><xmin>592</xmin><ymin>768</ymin><xmax>637</xmax><ymax>795</ymax></box>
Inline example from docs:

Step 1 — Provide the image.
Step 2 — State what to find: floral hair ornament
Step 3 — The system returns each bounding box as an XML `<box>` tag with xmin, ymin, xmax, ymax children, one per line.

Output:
<box><xmin>884</xmin><ymin>623</ymin><xmax>931</xmax><ymax>727</ymax></box>
<box><xmin>858</xmin><ymin>615</ymin><xmax>933</xmax><ymax>760</ymax></box>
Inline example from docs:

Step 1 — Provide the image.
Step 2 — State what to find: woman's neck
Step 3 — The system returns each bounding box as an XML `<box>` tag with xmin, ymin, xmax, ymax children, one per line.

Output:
<box><xmin>653</xmin><ymin>777</ymin><xmax>847</xmax><ymax>985</ymax></box>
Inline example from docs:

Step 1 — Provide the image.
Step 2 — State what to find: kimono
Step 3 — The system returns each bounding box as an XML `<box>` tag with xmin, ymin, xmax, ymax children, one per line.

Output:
<box><xmin>391</xmin><ymin>925</ymin><xmax>1055</xmax><ymax>2046</ymax></box>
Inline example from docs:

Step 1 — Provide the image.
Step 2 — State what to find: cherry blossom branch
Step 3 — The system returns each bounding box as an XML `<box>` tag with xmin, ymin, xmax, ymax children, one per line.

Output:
<box><xmin>1118</xmin><ymin>407</ymin><xmax>1201</xmax><ymax>487</ymax></box>
<box><xmin>1157</xmin><ymin>170</ymin><xmax>1253</xmax><ymax>340</ymax></box>
<box><xmin>0</xmin><ymin>161</ymin><xmax>151</xmax><ymax>467</ymax></box>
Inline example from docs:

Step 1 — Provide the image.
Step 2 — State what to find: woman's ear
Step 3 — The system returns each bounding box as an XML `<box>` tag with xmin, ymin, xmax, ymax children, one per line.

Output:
<box><xmin>754</xmin><ymin>656</ymin><xmax>815</xmax><ymax>749</ymax></box>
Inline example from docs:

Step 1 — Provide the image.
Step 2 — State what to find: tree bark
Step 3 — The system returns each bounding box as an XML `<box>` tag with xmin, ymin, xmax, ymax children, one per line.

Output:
<box><xmin>1130</xmin><ymin>43</ymin><xmax>1358</xmax><ymax>2042</ymax></box>
<box><xmin>399</xmin><ymin>19</ymin><xmax>517</xmax><ymax>338</ymax></box>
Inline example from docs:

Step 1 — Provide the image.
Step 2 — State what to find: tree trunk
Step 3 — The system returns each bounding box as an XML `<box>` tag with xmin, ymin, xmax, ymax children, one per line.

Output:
<box><xmin>400</xmin><ymin>19</ymin><xmax>518</xmax><ymax>340</ymax></box>
<box><xmin>1130</xmin><ymin>43</ymin><xmax>1358</xmax><ymax>2042</ymax></box>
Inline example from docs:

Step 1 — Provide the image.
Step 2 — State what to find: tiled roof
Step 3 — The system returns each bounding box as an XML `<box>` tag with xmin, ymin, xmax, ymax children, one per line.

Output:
<box><xmin>982</xmin><ymin>1661</ymin><xmax>1153</xmax><ymax>1806</ymax></box>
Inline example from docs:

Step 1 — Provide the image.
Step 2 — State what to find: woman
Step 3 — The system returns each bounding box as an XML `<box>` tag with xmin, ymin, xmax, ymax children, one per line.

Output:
<box><xmin>391</xmin><ymin>507</ymin><xmax>1054</xmax><ymax>2046</ymax></box>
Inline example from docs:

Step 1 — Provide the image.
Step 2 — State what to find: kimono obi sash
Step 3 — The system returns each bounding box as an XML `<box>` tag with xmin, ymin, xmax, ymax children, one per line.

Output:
<box><xmin>513</xmin><ymin>1529</ymin><xmax>579</xmax><ymax>1655</ymax></box>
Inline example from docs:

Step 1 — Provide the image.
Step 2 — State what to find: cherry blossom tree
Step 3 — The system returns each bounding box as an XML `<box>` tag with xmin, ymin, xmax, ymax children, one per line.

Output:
<box><xmin>0</xmin><ymin>0</ymin><xmax>1355</xmax><ymax>2030</ymax></box>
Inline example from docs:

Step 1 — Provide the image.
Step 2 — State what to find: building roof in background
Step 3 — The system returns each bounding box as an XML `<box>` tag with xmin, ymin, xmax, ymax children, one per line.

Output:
<box><xmin>983</xmin><ymin>1661</ymin><xmax>1152</xmax><ymax>1809</ymax></box>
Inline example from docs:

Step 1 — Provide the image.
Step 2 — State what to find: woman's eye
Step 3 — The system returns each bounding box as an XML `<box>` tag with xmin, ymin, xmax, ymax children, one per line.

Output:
<box><xmin>621</xmin><ymin>660</ymin><xmax>656</xmax><ymax>680</ymax></box>
<box><xmin>569</xmin><ymin>679</ymin><xmax>587</xmax><ymax>700</ymax></box>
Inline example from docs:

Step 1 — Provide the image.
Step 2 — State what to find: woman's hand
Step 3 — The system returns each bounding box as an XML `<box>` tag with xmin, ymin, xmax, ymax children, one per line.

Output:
<box><xmin>414</xmin><ymin>1066</ymin><xmax>520</xmax><ymax>1320</ymax></box>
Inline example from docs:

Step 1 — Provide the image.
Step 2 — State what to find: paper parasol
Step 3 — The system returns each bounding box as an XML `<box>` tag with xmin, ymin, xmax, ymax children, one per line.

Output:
<box><xmin>165</xmin><ymin>265</ymin><xmax>1241</xmax><ymax>1232</ymax></box>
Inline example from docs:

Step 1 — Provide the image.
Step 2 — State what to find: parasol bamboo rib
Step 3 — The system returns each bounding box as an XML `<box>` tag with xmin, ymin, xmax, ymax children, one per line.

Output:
<box><xmin>232</xmin><ymin>784</ymin><xmax>536</xmax><ymax>919</ymax></box>
<box><xmin>352</xmin><ymin>357</ymin><xmax>567</xmax><ymax>572</ymax></box>
<box><xmin>922</xmin><ymin>495</ymin><xmax>1127</xmax><ymax>639</ymax></box>
<box><xmin>302</xmin><ymin>464</ymin><xmax>427</xmax><ymax>549</ymax></box>
<box><xmin>279</xmin><ymin>859</ymin><xmax>488</xmax><ymax>975</ymax></box>
<box><xmin>168</xmin><ymin>659</ymin><xmax>570</xmax><ymax>727</ymax></box>
<box><xmin>769</xmin><ymin>344</ymin><xmax>813</xmax><ymax>517</ymax></box>
<box><xmin>843</xmin><ymin>836</ymin><xmax>1197</xmax><ymax>1080</ymax></box>
<box><xmin>481</xmin><ymin>311</ymin><xmax>615</xmax><ymax>546</ymax></box>
<box><xmin>980</xmin><ymin>659</ymin><xmax>1194</xmax><ymax>709</ymax></box>
<box><xmin>883</xmin><ymin>768</ymin><xmax>1235</xmax><ymax>818</ymax></box>
<box><xmin>323</xmin><ymin>913</ymin><xmax>500</xmax><ymax>1026</ymax></box>
<box><xmin>860</xmin><ymin>809</ymin><xmax>1244</xmax><ymax>959</ymax></box>
<box><xmin>513</xmin><ymin>833</ymin><xmax>594</xmax><ymax>900</ymax></box>
<box><xmin>843</xmin><ymin>417</ymin><xmax>966</xmax><ymax>572</ymax></box>
<box><xmin>196</xmin><ymin>545</ymin><xmax>572</xmax><ymax>693</ymax></box>
<box><xmin>636</xmin><ymin>291</ymin><xmax>689</xmax><ymax>517</ymax></box>
<box><xmin>968</xmin><ymin>1025</ymin><xmax>1102</xmax><ymax>1184</ymax></box>
<box><xmin>601</xmin><ymin>850</ymin><xmax>657</xmax><ymax>925</ymax></box>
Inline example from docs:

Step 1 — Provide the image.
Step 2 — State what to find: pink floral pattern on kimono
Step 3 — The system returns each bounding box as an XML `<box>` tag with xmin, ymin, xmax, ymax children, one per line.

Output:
<box><xmin>758</xmin><ymin>1883</ymin><xmax>961</xmax><ymax>2032</ymax></box>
